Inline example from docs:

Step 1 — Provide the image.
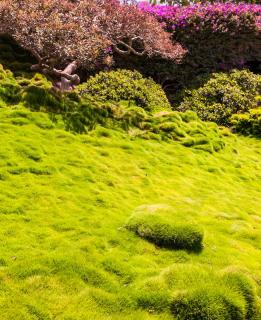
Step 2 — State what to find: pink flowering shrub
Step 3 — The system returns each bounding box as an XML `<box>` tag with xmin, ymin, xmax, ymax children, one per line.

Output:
<box><xmin>141</xmin><ymin>2</ymin><xmax>261</xmax><ymax>68</ymax></box>
<box><xmin>139</xmin><ymin>2</ymin><xmax>261</xmax><ymax>98</ymax></box>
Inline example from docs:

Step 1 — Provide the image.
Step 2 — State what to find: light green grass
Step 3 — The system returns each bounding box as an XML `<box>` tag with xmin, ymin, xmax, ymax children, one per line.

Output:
<box><xmin>0</xmin><ymin>106</ymin><xmax>260</xmax><ymax>319</ymax></box>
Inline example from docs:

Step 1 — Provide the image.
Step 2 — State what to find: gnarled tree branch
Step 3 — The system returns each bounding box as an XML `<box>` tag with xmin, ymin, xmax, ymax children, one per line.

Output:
<box><xmin>113</xmin><ymin>37</ymin><xmax>145</xmax><ymax>57</ymax></box>
<box><xmin>31</xmin><ymin>52</ymin><xmax>80</xmax><ymax>91</ymax></box>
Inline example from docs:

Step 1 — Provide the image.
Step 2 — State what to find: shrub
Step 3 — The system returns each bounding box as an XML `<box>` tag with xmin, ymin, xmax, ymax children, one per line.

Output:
<box><xmin>0</xmin><ymin>0</ymin><xmax>184</xmax><ymax>91</ymax></box>
<box><xmin>77</xmin><ymin>69</ymin><xmax>171</xmax><ymax>113</ymax></box>
<box><xmin>125</xmin><ymin>205</ymin><xmax>204</xmax><ymax>251</ymax></box>
<box><xmin>141</xmin><ymin>3</ymin><xmax>261</xmax><ymax>71</ymax></box>
<box><xmin>139</xmin><ymin>3</ymin><xmax>261</xmax><ymax>98</ymax></box>
<box><xmin>0</xmin><ymin>63</ymin><xmax>225</xmax><ymax>152</ymax></box>
<box><xmin>178</xmin><ymin>70</ymin><xmax>261</xmax><ymax>126</ymax></box>
<box><xmin>231</xmin><ymin>107</ymin><xmax>261</xmax><ymax>137</ymax></box>
<box><xmin>0</xmin><ymin>36</ymin><xmax>34</xmax><ymax>77</ymax></box>
<box><xmin>0</xmin><ymin>64</ymin><xmax>21</xmax><ymax>105</ymax></box>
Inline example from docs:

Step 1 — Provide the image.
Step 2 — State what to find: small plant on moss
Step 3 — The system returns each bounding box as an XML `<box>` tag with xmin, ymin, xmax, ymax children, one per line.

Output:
<box><xmin>77</xmin><ymin>69</ymin><xmax>172</xmax><ymax>113</ymax></box>
<box><xmin>178</xmin><ymin>70</ymin><xmax>261</xmax><ymax>126</ymax></box>
<box><xmin>125</xmin><ymin>205</ymin><xmax>204</xmax><ymax>251</ymax></box>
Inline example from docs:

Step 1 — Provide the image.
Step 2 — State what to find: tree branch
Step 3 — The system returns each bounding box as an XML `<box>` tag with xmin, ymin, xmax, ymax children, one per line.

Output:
<box><xmin>113</xmin><ymin>37</ymin><xmax>145</xmax><ymax>57</ymax></box>
<box><xmin>31</xmin><ymin>56</ymin><xmax>80</xmax><ymax>92</ymax></box>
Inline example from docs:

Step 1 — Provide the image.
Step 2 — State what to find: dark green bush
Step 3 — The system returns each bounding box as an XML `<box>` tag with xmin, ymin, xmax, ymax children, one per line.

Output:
<box><xmin>0</xmin><ymin>36</ymin><xmax>34</xmax><ymax>77</ymax></box>
<box><xmin>178</xmin><ymin>70</ymin><xmax>261</xmax><ymax>126</ymax></box>
<box><xmin>231</xmin><ymin>107</ymin><xmax>261</xmax><ymax>137</ymax></box>
<box><xmin>77</xmin><ymin>69</ymin><xmax>171</xmax><ymax>113</ymax></box>
<box><xmin>0</xmin><ymin>64</ymin><xmax>21</xmax><ymax>105</ymax></box>
<box><xmin>126</xmin><ymin>205</ymin><xmax>204</xmax><ymax>251</ymax></box>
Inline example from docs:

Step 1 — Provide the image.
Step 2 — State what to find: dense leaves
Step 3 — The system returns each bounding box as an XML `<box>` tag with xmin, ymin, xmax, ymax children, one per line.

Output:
<box><xmin>77</xmin><ymin>69</ymin><xmax>171</xmax><ymax>113</ymax></box>
<box><xmin>178</xmin><ymin>69</ymin><xmax>261</xmax><ymax>125</ymax></box>
<box><xmin>140</xmin><ymin>2</ymin><xmax>261</xmax><ymax>96</ymax></box>
<box><xmin>231</xmin><ymin>107</ymin><xmax>261</xmax><ymax>136</ymax></box>
<box><xmin>0</xmin><ymin>0</ymin><xmax>185</xmax><ymax>91</ymax></box>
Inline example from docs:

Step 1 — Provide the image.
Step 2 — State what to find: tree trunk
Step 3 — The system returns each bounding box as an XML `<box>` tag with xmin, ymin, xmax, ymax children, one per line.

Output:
<box><xmin>59</xmin><ymin>61</ymin><xmax>79</xmax><ymax>91</ymax></box>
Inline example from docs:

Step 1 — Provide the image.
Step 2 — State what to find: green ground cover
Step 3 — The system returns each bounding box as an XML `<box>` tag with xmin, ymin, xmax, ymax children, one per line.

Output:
<box><xmin>0</xmin><ymin>106</ymin><xmax>260</xmax><ymax>319</ymax></box>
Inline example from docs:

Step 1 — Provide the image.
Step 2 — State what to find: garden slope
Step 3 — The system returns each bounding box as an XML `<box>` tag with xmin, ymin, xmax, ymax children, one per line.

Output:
<box><xmin>0</xmin><ymin>107</ymin><xmax>260</xmax><ymax>319</ymax></box>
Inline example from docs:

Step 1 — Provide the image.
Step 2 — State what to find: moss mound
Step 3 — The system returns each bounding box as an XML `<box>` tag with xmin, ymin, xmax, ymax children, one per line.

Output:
<box><xmin>171</xmin><ymin>286</ymin><xmax>245</xmax><ymax>320</ymax></box>
<box><xmin>136</xmin><ymin>264</ymin><xmax>259</xmax><ymax>320</ymax></box>
<box><xmin>77</xmin><ymin>69</ymin><xmax>172</xmax><ymax>113</ymax></box>
<box><xmin>0</xmin><ymin>64</ymin><xmax>59</xmax><ymax>110</ymax></box>
<box><xmin>171</xmin><ymin>271</ymin><xmax>259</xmax><ymax>320</ymax></box>
<box><xmin>126</xmin><ymin>205</ymin><xmax>204</xmax><ymax>251</ymax></box>
<box><xmin>178</xmin><ymin>69</ymin><xmax>261</xmax><ymax>126</ymax></box>
<box><xmin>130</xmin><ymin>110</ymin><xmax>226</xmax><ymax>153</ymax></box>
<box><xmin>0</xmin><ymin>63</ymin><xmax>226</xmax><ymax>152</ymax></box>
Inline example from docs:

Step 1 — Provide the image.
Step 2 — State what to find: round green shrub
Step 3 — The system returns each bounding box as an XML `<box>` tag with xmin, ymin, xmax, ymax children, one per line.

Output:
<box><xmin>125</xmin><ymin>205</ymin><xmax>204</xmax><ymax>251</ymax></box>
<box><xmin>77</xmin><ymin>69</ymin><xmax>172</xmax><ymax>113</ymax></box>
<box><xmin>231</xmin><ymin>107</ymin><xmax>261</xmax><ymax>137</ymax></box>
<box><xmin>178</xmin><ymin>70</ymin><xmax>261</xmax><ymax>126</ymax></box>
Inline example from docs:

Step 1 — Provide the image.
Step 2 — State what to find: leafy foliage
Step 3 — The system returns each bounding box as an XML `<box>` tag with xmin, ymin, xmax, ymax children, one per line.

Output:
<box><xmin>141</xmin><ymin>2</ymin><xmax>261</xmax><ymax>69</ymax></box>
<box><xmin>150</xmin><ymin>0</ymin><xmax>261</xmax><ymax>6</ymax></box>
<box><xmin>0</xmin><ymin>0</ymin><xmax>185</xmax><ymax>91</ymax></box>
<box><xmin>178</xmin><ymin>70</ymin><xmax>261</xmax><ymax>125</ymax></box>
<box><xmin>0</xmin><ymin>64</ymin><xmax>21</xmax><ymax>105</ymax></box>
<box><xmin>231</xmin><ymin>107</ymin><xmax>261</xmax><ymax>137</ymax></box>
<box><xmin>77</xmin><ymin>69</ymin><xmax>171</xmax><ymax>113</ymax></box>
<box><xmin>139</xmin><ymin>2</ymin><xmax>261</xmax><ymax>97</ymax></box>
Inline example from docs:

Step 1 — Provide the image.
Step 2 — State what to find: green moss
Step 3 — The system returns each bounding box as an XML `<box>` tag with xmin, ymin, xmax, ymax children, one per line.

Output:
<box><xmin>20</xmin><ymin>73</ymin><xmax>60</xmax><ymax>110</ymax></box>
<box><xmin>171</xmin><ymin>285</ymin><xmax>246</xmax><ymax>320</ymax></box>
<box><xmin>222</xmin><ymin>270</ymin><xmax>259</xmax><ymax>320</ymax></box>
<box><xmin>0</xmin><ymin>63</ymin><xmax>226</xmax><ymax>152</ymax></box>
<box><xmin>0</xmin><ymin>105</ymin><xmax>260</xmax><ymax>319</ymax></box>
<box><xmin>137</xmin><ymin>265</ymin><xmax>259</xmax><ymax>320</ymax></box>
<box><xmin>126</xmin><ymin>205</ymin><xmax>204</xmax><ymax>251</ymax></box>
